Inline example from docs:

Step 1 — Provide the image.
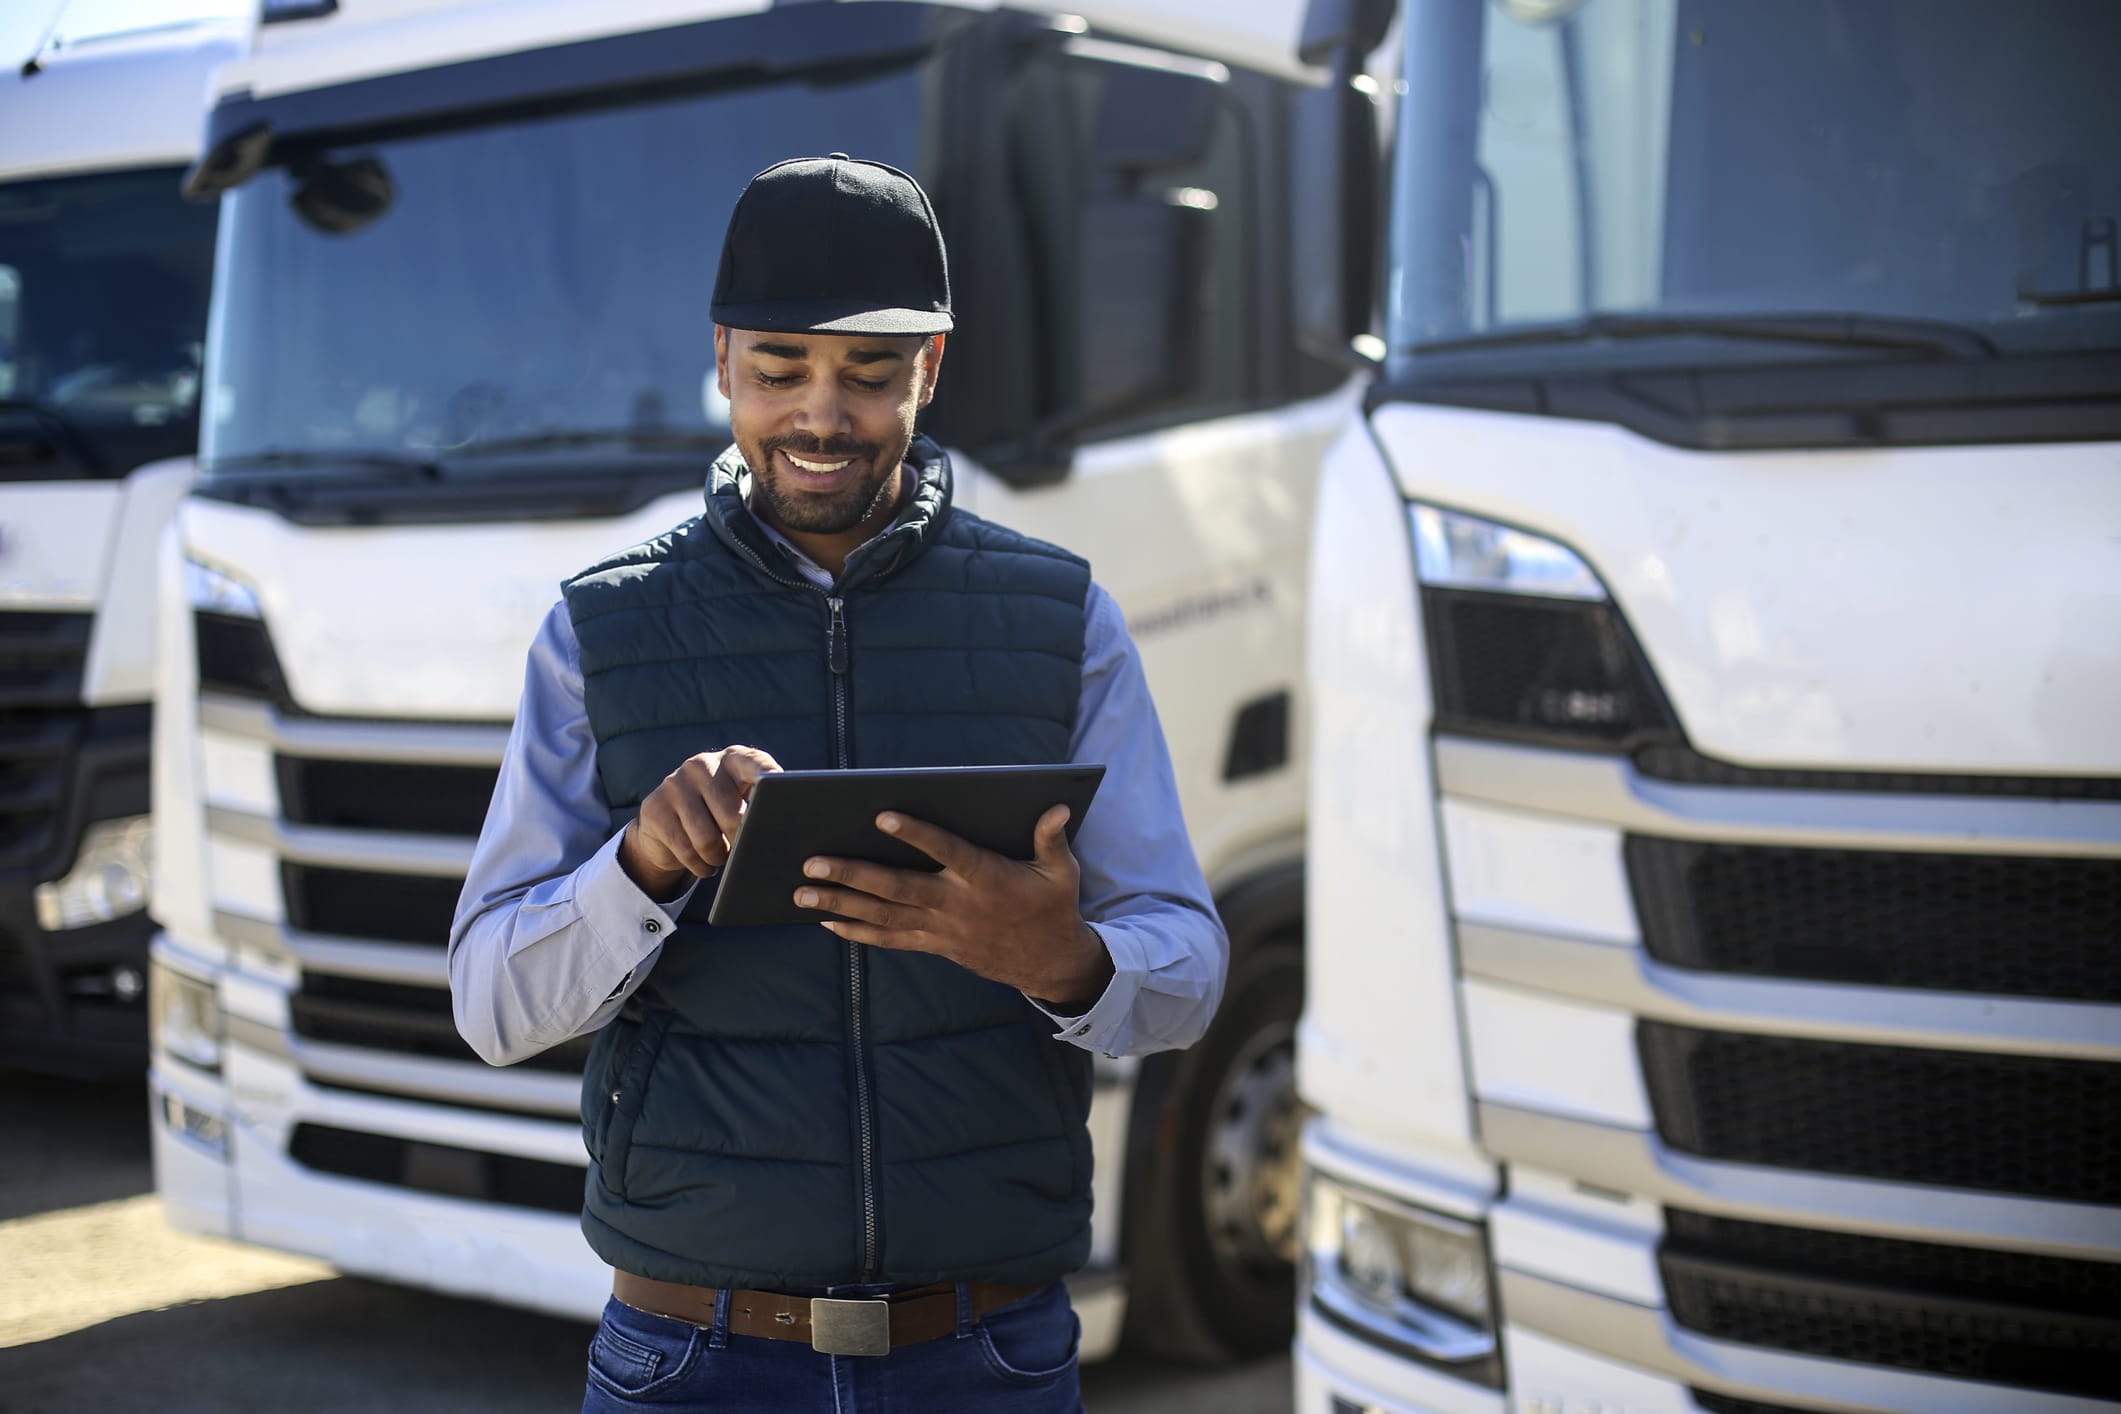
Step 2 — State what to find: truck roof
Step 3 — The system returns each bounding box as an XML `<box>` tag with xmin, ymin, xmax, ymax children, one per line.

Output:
<box><xmin>213</xmin><ymin>0</ymin><xmax>1313</xmax><ymax>104</ymax></box>
<box><xmin>0</xmin><ymin>17</ymin><xmax>246</xmax><ymax>184</ymax></box>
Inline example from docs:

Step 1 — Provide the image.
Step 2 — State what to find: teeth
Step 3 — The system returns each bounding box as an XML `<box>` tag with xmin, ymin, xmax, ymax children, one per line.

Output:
<box><xmin>786</xmin><ymin>452</ymin><xmax>853</xmax><ymax>473</ymax></box>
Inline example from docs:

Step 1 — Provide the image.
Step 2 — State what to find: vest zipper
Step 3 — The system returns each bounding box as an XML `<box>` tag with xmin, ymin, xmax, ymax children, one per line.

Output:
<box><xmin>727</xmin><ymin>532</ymin><xmax>883</xmax><ymax>1279</ymax></box>
<box><xmin>827</xmin><ymin>593</ymin><xmax>879</xmax><ymax>1278</ymax></box>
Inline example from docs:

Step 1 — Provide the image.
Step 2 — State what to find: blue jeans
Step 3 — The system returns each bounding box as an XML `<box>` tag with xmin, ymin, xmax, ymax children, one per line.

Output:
<box><xmin>580</xmin><ymin>1280</ymin><xmax>1084</xmax><ymax>1413</ymax></box>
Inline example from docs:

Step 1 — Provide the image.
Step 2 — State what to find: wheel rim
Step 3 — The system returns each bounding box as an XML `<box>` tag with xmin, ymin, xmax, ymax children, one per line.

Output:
<box><xmin>1200</xmin><ymin>1018</ymin><xmax>1309</xmax><ymax>1273</ymax></box>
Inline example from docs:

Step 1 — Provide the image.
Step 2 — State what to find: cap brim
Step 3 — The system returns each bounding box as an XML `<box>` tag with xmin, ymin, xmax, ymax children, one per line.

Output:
<box><xmin>713</xmin><ymin>298</ymin><xmax>953</xmax><ymax>336</ymax></box>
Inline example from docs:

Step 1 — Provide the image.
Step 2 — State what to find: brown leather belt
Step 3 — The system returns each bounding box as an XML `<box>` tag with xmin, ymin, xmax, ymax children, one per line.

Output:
<box><xmin>612</xmin><ymin>1270</ymin><xmax>1044</xmax><ymax>1357</ymax></box>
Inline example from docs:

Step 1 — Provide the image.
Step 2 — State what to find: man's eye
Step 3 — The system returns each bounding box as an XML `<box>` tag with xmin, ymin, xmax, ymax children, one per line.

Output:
<box><xmin>851</xmin><ymin>377</ymin><xmax>889</xmax><ymax>392</ymax></box>
<box><xmin>755</xmin><ymin>371</ymin><xmax>799</xmax><ymax>388</ymax></box>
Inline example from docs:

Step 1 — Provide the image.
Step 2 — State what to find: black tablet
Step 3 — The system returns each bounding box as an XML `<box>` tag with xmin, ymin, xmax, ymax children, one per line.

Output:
<box><xmin>705</xmin><ymin>764</ymin><xmax>1106</xmax><ymax>928</ymax></box>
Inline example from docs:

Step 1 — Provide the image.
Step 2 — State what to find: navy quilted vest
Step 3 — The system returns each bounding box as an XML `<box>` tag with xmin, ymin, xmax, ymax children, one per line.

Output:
<box><xmin>562</xmin><ymin>438</ymin><xmax>1094</xmax><ymax>1290</ymax></box>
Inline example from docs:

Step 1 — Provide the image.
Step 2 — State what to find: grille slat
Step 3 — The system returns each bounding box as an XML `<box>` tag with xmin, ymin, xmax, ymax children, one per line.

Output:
<box><xmin>276</xmin><ymin>757</ymin><xmax>499</xmax><ymax>837</ymax></box>
<box><xmin>1639</xmin><ymin>1024</ymin><xmax>2121</xmax><ymax>1204</ymax></box>
<box><xmin>1628</xmin><ymin>837</ymin><xmax>2121</xmax><ymax>1002</ymax></box>
<box><xmin>281</xmin><ymin>863</ymin><xmax>465</xmax><ymax>947</ymax></box>
<box><xmin>1663</xmin><ymin>1212</ymin><xmax>2121</xmax><ymax>1400</ymax></box>
<box><xmin>291</xmin><ymin>973</ymin><xmax>589</xmax><ymax>1077</ymax></box>
<box><xmin>287</xmin><ymin>1123</ymin><xmax>583</xmax><ymax>1214</ymax></box>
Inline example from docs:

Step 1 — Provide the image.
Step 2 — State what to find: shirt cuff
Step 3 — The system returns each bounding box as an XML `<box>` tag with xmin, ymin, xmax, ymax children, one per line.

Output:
<box><xmin>1028</xmin><ymin>921</ymin><xmax>1144</xmax><ymax>1057</ymax></box>
<box><xmin>577</xmin><ymin>829</ymin><xmax>700</xmax><ymax>958</ymax></box>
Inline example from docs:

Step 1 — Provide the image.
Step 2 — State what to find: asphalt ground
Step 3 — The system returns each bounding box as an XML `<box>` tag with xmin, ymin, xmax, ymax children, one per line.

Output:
<box><xmin>0</xmin><ymin>1072</ymin><xmax>1293</xmax><ymax>1413</ymax></box>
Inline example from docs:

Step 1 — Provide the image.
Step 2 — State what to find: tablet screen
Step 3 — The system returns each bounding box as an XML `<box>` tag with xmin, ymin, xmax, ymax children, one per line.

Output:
<box><xmin>706</xmin><ymin>764</ymin><xmax>1105</xmax><ymax>928</ymax></box>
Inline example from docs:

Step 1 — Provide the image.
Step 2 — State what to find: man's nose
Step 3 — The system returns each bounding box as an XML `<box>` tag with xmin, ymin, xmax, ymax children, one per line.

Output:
<box><xmin>791</xmin><ymin>376</ymin><xmax>855</xmax><ymax>439</ymax></box>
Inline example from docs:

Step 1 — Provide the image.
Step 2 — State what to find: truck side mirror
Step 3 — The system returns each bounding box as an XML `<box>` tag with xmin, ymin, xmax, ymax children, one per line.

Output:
<box><xmin>1292</xmin><ymin>0</ymin><xmax>1394</xmax><ymax>368</ymax></box>
<box><xmin>1291</xmin><ymin>77</ymin><xmax>1383</xmax><ymax>368</ymax></box>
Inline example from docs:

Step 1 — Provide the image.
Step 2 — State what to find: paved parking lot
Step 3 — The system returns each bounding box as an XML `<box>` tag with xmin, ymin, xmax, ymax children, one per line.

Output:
<box><xmin>0</xmin><ymin>1074</ymin><xmax>1292</xmax><ymax>1413</ymax></box>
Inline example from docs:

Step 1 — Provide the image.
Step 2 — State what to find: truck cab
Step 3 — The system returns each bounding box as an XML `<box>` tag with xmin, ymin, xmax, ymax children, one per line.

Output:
<box><xmin>151</xmin><ymin>0</ymin><xmax>1346</xmax><ymax>1363</ymax></box>
<box><xmin>1295</xmin><ymin>2</ymin><xmax>2121</xmax><ymax>1411</ymax></box>
<box><xmin>0</xmin><ymin>13</ymin><xmax>238</xmax><ymax>1076</ymax></box>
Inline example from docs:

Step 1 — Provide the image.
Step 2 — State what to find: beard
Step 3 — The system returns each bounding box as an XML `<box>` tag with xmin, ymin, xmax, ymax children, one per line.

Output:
<box><xmin>747</xmin><ymin>430</ymin><xmax>908</xmax><ymax>535</ymax></box>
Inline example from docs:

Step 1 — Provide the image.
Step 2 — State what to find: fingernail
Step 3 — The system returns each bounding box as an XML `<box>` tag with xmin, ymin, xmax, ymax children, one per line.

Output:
<box><xmin>878</xmin><ymin>814</ymin><xmax>900</xmax><ymax>833</ymax></box>
<box><xmin>804</xmin><ymin>859</ymin><xmax>828</xmax><ymax>878</ymax></box>
<box><xmin>796</xmin><ymin>888</ymin><xmax>818</xmax><ymax>907</ymax></box>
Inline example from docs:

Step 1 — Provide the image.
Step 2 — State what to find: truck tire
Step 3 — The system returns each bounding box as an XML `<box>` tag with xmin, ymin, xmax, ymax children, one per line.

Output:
<box><xmin>1122</xmin><ymin>934</ymin><xmax>1307</xmax><ymax>1364</ymax></box>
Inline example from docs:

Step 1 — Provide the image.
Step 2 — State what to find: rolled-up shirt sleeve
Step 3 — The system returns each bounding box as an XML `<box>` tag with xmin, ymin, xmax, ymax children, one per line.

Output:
<box><xmin>448</xmin><ymin>603</ymin><xmax>695</xmax><ymax>1067</ymax></box>
<box><xmin>1029</xmin><ymin>584</ymin><xmax>1228</xmax><ymax>1058</ymax></box>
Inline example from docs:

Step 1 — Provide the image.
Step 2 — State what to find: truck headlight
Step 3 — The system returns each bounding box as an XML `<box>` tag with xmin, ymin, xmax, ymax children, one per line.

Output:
<box><xmin>1412</xmin><ymin>502</ymin><xmax>1679</xmax><ymax>748</ymax></box>
<box><xmin>149</xmin><ymin>959</ymin><xmax>224</xmax><ymax>1073</ymax></box>
<box><xmin>35</xmin><ymin>816</ymin><xmax>153</xmax><ymax>930</ymax></box>
<box><xmin>187</xmin><ymin>555</ymin><xmax>291</xmax><ymax>702</ymax></box>
<box><xmin>1304</xmin><ymin>1168</ymin><xmax>1501</xmax><ymax>1384</ymax></box>
<box><xmin>184</xmin><ymin>556</ymin><xmax>263</xmax><ymax>618</ymax></box>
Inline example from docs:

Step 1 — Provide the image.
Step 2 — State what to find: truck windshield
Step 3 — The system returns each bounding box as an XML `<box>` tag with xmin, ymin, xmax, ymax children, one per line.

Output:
<box><xmin>202</xmin><ymin>66</ymin><xmax>924</xmax><ymax>478</ymax></box>
<box><xmin>1386</xmin><ymin>0</ymin><xmax>2121</xmax><ymax>375</ymax></box>
<box><xmin>0</xmin><ymin>166</ymin><xmax>217</xmax><ymax>479</ymax></box>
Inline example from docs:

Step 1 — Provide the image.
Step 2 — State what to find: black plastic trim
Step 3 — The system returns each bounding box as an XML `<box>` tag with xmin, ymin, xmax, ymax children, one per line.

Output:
<box><xmin>1370</xmin><ymin>349</ymin><xmax>2121</xmax><ymax>450</ymax></box>
<box><xmin>287</xmin><ymin>1123</ymin><xmax>584</xmax><ymax>1214</ymax></box>
<box><xmin>1631</xmin><ymin>741</ymin><xmax>2121</xmax><ymax>801</ymax></box>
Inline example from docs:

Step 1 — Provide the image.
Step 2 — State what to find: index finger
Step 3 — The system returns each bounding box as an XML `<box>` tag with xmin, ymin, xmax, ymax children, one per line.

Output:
<box><xmin>876</xmin><ymin>812</ymin><xmax>980</xmax><ymax>875</ymax></box>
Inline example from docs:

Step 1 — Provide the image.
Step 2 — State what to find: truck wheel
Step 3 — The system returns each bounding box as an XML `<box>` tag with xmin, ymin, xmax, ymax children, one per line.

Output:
<box><xmin>1123</xmin><ymin>936</ymin><xmax>1307</xmax><ymax>1363</ymax></box>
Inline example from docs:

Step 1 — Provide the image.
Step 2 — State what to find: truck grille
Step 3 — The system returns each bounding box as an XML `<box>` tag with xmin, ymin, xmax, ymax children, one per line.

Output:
<box><xmin>1662</xmin><ymin>1211</ymin><xmax>2121</xmax><ymax>1400</ymax></box>
<box><xmin>287</xmin><ymin>1123</ymin><xmax>583</xmax><ymax>1214</ymax></box>
<box><xmin>290</xmin><ymin>973</ymin><xmax>590</xmax><ymax>1077</ymax></box>
<box><xmin>0</xmin><ymin>612</ymin><xmax>91</xmax><ymax>869</ymax></box>
<box><xmin>1627</xmin><ymin>838</ymin><xmax>2121</xmax><ymax>1002</ymax></box>
<box><xmin>1639</xmin><ymin>1024</ymin><xmax>2121</xmax><ymax>1205</ymax></box>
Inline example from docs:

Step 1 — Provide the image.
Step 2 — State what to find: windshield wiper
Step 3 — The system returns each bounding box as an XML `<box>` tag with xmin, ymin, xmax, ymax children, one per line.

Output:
<box><xmin>1410</xmin><ymin>312</ymin><xmax>1998</xmax><ymax>360</ymax></box>
<box><xmin>205</xmin><ymin>448</ymin><xmax>445</xmax><ymax>480</ymax></box>
<box><xmin>445</xmin><ymin>428</ymin><xmax>726</xmax><ymax>458</ymax></box>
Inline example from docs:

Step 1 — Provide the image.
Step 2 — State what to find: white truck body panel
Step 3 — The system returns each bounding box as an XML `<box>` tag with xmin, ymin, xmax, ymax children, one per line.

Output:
<box><xmin>215</xmin><ymin>0</ymin><xmax>1312</xmax><ymax>101</ymax></box>
<box><xmin>1369</xmin><ymin>403</ymin><xmax>2121</xmax><ymax>776</ymax></box>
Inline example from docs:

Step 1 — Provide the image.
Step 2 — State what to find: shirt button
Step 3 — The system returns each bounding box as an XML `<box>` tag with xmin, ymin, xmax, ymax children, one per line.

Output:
<box><xmin>645</xmin><ymin>919</ymin><xmax>661</xmax><ymax>934</ymax></box>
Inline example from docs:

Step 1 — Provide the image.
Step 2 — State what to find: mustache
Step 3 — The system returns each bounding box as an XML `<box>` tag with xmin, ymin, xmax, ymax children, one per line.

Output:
<box><xmin>762</xmin><ymin>434</ymin><xmax>878</xmax><ymax>461</ymax></box>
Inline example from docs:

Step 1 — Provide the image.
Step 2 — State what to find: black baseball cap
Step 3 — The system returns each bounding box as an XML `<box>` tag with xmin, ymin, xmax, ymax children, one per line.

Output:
<box><xmin>710</xmin><ymin>153</ymin><xmax>953</xmax><ymax>336</ymax></box>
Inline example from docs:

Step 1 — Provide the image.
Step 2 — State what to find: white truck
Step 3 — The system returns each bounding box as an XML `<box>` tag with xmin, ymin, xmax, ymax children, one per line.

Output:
<box><xmin>0</xmin><ymin>11</ymin><xmax>238</xmax><ymax>1076</ymax></box>
<box><xmin>149</xmin><ymin>0</ymin><xmax>1350</xmax><ymax>1364</ymax></box>
<box><xmin>1293</xmin><ymin>1</ymin><xmax>2121</xmax><ymax>1412</ymax></box>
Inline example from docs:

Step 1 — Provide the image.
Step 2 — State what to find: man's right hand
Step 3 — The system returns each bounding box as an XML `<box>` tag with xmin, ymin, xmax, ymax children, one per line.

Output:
<box><xmin>617</xmin><ymin>745</ymin><xmax>783</xmax><ymax>900</ymax></box>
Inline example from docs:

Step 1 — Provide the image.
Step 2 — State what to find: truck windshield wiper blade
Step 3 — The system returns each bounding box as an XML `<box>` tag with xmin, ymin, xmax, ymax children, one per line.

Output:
<box><xmin>1410</xmin><ymin>312</ymin><xmax>1998</xmax><ymax>360</ymax></box>
<box><xmin>205</xmin><ymin>448</ymin><xmax>445</xmax><ymax>480</ymax></box>
<box><xmin>445</xmin><ymin>428</ymin><xmax>726</xmax><ymax>458</ymax></box>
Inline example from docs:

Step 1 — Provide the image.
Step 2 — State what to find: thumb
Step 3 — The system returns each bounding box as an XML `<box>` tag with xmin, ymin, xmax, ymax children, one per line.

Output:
<box><xmin>1032</xmin><ymin>804</ymin><xmax>1074</xmax><ymax>868</ymax></box>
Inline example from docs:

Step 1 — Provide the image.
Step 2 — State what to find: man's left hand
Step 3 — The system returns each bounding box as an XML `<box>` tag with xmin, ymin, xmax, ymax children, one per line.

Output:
<box><xmin>794</xmin><ymin>805</ymin><xmax>1114</xmax><ymax>1011</ymax></box>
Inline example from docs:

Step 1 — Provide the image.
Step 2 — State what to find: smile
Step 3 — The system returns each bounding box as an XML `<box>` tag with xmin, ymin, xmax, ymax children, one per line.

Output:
<box><xmin>785</xmin><ymin>452</ymin><xmax>854</xmax><ymax>473</ymax></box>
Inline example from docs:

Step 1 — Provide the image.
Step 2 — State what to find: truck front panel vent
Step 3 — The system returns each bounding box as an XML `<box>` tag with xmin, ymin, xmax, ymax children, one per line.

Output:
<box><xmin>1628</xmin><ymin>838</ymin><xmax>2121</xmax><ymax>1002</ymax></box>
<box><xmin>287</xmin><ymin>1123</ymin><xmax>583</xmax><ymax>1215</ymax></box>
<box><xmin>280</xmin><ymin>864</ymin><xmax>463</xmax><ymax>947</ymax></box>
<box><xmin>1639</xmin><ymin>1023</ymin><xmax>2121</xmax><ymax>1205</ymax></box>
<box><xmin>291</xmin><ymin>973</ymin><xmax>589</xmax><ymax>1077</ymax></box>
<box><xmin>275</xmin><ymin>756</ymin><xmax>499</xmax><ymax>837</ymax></box>
<box><xmin>1662</xmin><ymin>1212</ymin><xmax>2121</xmax><ymax>1400</ymax></box>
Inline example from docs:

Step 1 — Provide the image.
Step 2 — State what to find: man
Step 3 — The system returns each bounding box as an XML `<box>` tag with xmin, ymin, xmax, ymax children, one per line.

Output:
<box><xmin>449</xmin><ymin>154</ymin><xmax>1227</xmax><ymax>1413</ymax></box>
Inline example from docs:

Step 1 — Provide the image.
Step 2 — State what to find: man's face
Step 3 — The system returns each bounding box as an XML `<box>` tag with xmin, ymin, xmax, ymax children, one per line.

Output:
<box><xmin>716</xmin><ymin>326</ymin><xmax>945</xmax><ymax>535</ymax></box>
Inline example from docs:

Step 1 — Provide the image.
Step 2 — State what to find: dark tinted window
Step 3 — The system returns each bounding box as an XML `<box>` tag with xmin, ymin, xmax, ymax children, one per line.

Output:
<box><xmin>0</xmin><ymin>166</ymin><xmax>217</xmax><ymax>479</ymax></box>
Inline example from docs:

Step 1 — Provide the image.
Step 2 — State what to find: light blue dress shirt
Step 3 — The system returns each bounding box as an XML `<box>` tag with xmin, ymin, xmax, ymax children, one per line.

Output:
<box><xmin>448</xmin><ymin>517</ymin><xmax>1228</xmax><ymax>1068</ymax></box>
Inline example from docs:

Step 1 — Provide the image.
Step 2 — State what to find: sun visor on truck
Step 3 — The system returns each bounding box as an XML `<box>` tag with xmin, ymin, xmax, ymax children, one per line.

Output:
<box><xmin>181</xmin><ymin>0</ymin><xmax>945</xmax><ymax>201</ymax></box>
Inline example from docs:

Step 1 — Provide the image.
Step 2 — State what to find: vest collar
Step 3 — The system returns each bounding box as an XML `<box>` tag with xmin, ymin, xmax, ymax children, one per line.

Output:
<box><xmin>702</xmin><ymin>434</ymin><xmax>955</xmax><ymax>594</ymax></box>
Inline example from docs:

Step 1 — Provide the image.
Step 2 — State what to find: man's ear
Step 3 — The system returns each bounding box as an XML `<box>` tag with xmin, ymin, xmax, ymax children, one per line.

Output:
<box><xmin>916</xmin><ymin>333</ymin><xmax>947</xmax><ymax>408</ymax></box>
<box><xmin>714</xmin><ymin>325</ymin><xmax>731</xmax><ymax>400</ymax></box>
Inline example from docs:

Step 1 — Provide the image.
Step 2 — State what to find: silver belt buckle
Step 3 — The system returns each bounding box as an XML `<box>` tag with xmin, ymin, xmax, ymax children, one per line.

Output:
<box><xmin>809</xmin><ymin>1297</ymin><xmax>891</xmax><ymax>1357</ymax></box>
